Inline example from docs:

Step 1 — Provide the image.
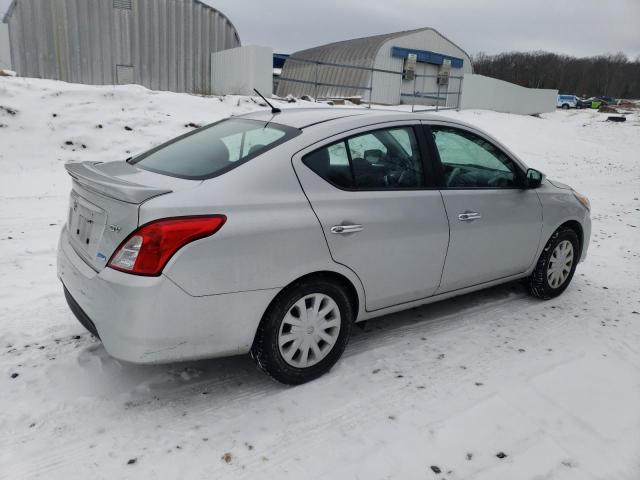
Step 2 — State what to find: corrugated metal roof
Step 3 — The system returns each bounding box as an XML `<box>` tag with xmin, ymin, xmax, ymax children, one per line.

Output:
<box><xmin>277</xmin><ymin>27</ymin><xmax>471</xmax><ymax>101</ymax></box>
<box><xmin>3</xmin><ymin>0</ymin><xmax>240</xmax><ymax>33</ymax></box>
<box><xmin>290</xmin><ymin>28</ymin><xmax>430</xmax><ymax>67</ymax></box>
<box><xmin>287</xmin><ymin>27</ymin><xmax>470</xmax><ymax>69</ymax></box>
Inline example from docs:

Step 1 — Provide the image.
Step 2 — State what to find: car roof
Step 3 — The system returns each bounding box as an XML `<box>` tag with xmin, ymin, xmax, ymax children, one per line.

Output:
<box><xmin>237</xmin><ymin>107</ymin><xmax>441</xmax><ymax>129</ymax></box>
<box><xmin>236</xmin><ymin>106</ymin><xmax>528</xmax><ymax>171</ymax></box>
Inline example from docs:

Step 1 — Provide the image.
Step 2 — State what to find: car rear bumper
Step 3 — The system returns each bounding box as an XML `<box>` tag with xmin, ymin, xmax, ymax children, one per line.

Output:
<box><xmin>57</xmin><ymin>226</ymin><xmax>279</xmax><ymax>364</ymax></box>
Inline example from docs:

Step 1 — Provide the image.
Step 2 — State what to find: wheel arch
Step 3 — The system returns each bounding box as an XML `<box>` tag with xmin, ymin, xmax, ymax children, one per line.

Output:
<box><xmin>556</xmin><ymin>219</ymin><xmax>584</xmax><ymax>256</ymax></box>
<box><xmin>250</xmin><ymin>269</ymin><xmax>363</xmax><ymax>352</ymax></box>
<box><xmin>274</xmin><ymin>270</ymin><xmax>361</xmax><ymax>320</ymax></box>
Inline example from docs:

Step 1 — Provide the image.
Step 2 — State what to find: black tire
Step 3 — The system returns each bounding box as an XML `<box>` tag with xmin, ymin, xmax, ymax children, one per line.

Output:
<box><xmin>562</xmin><ymin>104</ymin><xmax>570</xmax><ymax>109</ymax></box>
<box><xmin>527</xmin><ymin>227</ymin><xmax>580</xmax><ymax>300</ymax></box>
<box><xmin>250</xmin><ymin>277</ymin><xmax>354</xmax><ymax>385</ymax></box>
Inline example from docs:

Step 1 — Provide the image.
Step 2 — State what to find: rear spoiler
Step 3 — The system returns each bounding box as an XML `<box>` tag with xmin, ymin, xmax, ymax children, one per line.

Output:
<box><xmin>65</xmin><ymin>162</ymin><xmax>172</xmax><ymax>204</ymax></box>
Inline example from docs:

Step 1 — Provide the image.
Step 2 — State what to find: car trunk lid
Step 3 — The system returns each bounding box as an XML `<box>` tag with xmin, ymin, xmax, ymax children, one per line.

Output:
<box><xmin>65</xmin><ymin>161</ymin><xmax>199</xmax><ymax>271</ymax></box>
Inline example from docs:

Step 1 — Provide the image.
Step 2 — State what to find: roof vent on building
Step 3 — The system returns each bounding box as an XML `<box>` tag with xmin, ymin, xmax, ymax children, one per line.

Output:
<box><xmin>113</xmin><ymin>0</ymin><xmax>132</xmax><ymax>10</ymax></box>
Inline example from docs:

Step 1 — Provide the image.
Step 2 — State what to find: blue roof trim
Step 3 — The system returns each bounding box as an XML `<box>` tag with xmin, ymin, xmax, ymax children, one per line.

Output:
<box><xmin>391</xmin><ymin>46</ymin><xmax>464</xmax><ymax>69</ymax></box>
<box><xmin>273</xmin><ymin>53</ymin><xmax>289</xmax><ymax>69</ymax></box>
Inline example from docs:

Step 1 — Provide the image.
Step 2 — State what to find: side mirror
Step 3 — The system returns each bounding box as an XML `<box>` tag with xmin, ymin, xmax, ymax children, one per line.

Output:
<box><xmin>525</xmin><ymin>168</ymin><xmax>544</xmax><ymax>189</ymax></box>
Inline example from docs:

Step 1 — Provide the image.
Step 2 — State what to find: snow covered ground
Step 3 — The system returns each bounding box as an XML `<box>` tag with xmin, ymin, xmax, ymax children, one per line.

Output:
<box><xmin>1</xmin><ymin>77</ymin><xmax>639</xmax><ymax>479</ymax></box>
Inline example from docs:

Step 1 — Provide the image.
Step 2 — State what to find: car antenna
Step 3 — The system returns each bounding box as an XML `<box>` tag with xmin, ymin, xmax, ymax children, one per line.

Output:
<box><xmin>254</xmin><ymin>88</ymin><xmax>281</xmax><ymax>114</ymax></box>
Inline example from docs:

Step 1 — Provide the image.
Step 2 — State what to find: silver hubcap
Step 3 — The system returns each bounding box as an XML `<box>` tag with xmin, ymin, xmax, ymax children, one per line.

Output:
<box><xmin>547</xmin><ymin>240</ymin><xmax>574</xmax><ymax>288</ymax></box>
<box><xmin>278</xmin><ymin>293</ymin><xmax>341</xmax><ymax>368</ymax></box>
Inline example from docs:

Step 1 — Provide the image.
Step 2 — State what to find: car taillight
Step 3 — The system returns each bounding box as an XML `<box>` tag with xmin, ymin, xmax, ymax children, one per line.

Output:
<box><xmin>108</xmin><ymin>215</ymin><xmax>226</xmax><ymax>276</ymax></box>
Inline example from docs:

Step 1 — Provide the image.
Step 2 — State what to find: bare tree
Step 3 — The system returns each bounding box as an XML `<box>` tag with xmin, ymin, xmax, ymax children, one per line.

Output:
<box><xmin>472</xmin><ymin>51</ymin><xmax>640</xmax><ymax>98</ymax></box>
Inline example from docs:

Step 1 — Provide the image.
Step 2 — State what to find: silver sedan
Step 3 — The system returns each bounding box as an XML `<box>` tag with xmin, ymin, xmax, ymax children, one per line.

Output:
<box><xmin>57</xmin><ymin>108</ymin><xmax>591</xmax><ymax>384</ymax></box>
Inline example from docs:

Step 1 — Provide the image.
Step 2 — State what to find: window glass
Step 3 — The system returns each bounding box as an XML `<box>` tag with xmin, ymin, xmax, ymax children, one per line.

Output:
<box><xmin>133</xmin><ymin>118</ymin><xmax>296</xmax><ymax>179</ymax></box>
<box><xmin>242</xmin><ymin>128</ymin><xmax>286</xmax><ymax>157</ymax></box>
<box><xmin>432</xmin><ymin>127</ymin><xmax>520</xmax><ymax>188</ymax></box>
<box><xmin>347</xmin><ymin>133</ymin><xmax>387</xmax><ymax>162</ymax></box>
<box><xmin>303</xmin><ymin>141</ymin><xmax>353</xmax><ymax>188</ymax></box>
<box><xmin>221</xmin><ymin>132</ymin><xmax>243</xmax><ymax>162</ymax></box>
<box><xmin>348</xmin><ymin>127</ymin><xmax>424</xmax><ymax>188</ymax></box>
<box><xmin>303</xmin><ymin>126</ymin><xmax>425</xmax><ymax>190</ymax></box>
<box><xmin>388</xmin><ymin>128</ymin><xmax>413</xmax><ymax>156</ymax></box>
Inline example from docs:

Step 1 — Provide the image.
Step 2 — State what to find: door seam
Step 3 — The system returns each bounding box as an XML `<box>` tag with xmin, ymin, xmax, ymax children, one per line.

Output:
<box><xmin>436</xmin><ymin>189</ymin><xmax>452</xmax><ymax>295</ymax></box>
<box><xmin>289</xmin><ymin>156</ymin><xmax>369</xmax><ymax>309</ymax></box>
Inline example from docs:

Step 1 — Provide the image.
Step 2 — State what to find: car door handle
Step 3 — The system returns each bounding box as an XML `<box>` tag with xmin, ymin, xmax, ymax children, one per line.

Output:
<box><xmin>458</xmin><ymin>211</ymin><xmax>482</xmax><ymax>222</ymax></box>
<box><xmin>331</xmin><ymin>224</ymin><xmax>364</xmax><ymax>234</ymax></box>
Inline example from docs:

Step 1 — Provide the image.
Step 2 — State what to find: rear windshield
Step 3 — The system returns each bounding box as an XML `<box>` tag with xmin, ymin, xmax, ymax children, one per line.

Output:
<box><xmin>131</xmin><ymin>118</ymin><xmax>300</xmax><ymax>180</ymax></box>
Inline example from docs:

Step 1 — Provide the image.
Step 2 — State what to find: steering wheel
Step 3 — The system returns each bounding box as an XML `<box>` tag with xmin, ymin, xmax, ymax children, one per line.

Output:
<box><xmin>447</xmin><ymin>167</ymin><xmax>462</xmax><ymax>187</ymax></box>
<box><xmin>488</xmin><ymin>173</ymin><xmax>512</xmax><ymax>188</ymax></box>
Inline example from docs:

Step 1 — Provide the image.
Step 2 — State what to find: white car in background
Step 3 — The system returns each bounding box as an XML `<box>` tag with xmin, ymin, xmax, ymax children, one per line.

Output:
<box><xmin>557</xmin><ymin>95</ymin><xmax>578</xmax><ymax>109</ymax></box>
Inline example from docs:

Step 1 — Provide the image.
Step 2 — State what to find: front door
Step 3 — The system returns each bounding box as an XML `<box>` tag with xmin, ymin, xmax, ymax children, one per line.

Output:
<box><xmin>293</xmin><ymin>123</ymin><xmax>450</xmax><ymax>311</ymax></box>
<box><xmin>427</xmin><ymin>124</ymin><xmax>543</xmax><ymax>293</ymax></box>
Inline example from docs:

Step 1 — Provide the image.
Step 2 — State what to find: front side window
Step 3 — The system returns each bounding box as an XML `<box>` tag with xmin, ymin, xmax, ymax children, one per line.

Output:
<box><xmin>303</xmin><ymin>126</ymin><xmax>425</xmax><ymax>189</ymax></box>
<box><xmin>132</xmin><ymin>118</ymin><xmax>298</xmax><ymax>180</ymax></box>
<box><xmin>431</xmin><ymin>127</ymin><xmax>521</xmax><ymax>188</ymax></box>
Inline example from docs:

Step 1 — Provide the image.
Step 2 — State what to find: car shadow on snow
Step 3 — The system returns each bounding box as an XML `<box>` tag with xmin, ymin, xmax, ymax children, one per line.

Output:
<box><xmin>347</xmin><ymin>281</ymin><xmax>533</xmax><ymax>353</ymax></box>
<box><xmin>69</xmin><ymin>280</ymin><xmax>535</xmax><ymax>405</ymax></box>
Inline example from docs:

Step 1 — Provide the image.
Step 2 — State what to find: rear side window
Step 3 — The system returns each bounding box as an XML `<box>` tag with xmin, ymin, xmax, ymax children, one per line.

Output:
<box><xmin>132</xmin><ymin>118</ymin><xmax>299</xmax><ymax>180</ymax></box>
<box><xmin>303</xmin><ymin>126</ymin><xmax>426</xmax><ymax>190</ymax></box>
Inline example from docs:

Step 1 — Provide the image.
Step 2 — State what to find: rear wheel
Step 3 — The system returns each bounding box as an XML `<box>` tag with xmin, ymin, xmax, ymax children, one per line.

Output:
<box><xmin>251</xmin><ymin>278</ymin><xmax>353</xmax><ymax>384</ymax></box>
<box><xmin>527</xmin><ymin>227</ymin><xmax>579</xmax><ymax>299</ymax></box>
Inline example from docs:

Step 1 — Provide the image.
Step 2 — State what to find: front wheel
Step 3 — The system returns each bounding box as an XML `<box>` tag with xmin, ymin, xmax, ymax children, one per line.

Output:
<box><xmin>527</xmin><ymin>227</ymin><xmax>580</xmax><ymax>299</ymax></box>
<box><xmin>251</xmin><ymin>278</ymin><xmax>353</xmax><ymax>384</ymax></box>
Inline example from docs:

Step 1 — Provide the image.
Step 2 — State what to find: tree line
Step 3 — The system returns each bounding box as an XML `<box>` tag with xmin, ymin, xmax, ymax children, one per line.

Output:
<box><xmin>472</xmin><ymin>51</ymin><xmax>640</xmax><ymax>99</ymax></box>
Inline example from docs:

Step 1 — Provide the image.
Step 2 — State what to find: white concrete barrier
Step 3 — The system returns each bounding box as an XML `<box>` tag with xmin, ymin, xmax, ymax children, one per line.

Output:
<box><xmin>211</xmin><ymin>45</ymin><xmax>273</xmax><ymax>96</ymax></box>
<box><xmin>460</xmin><ymin>74</ymin><xmax>557</xmax><ymax>115</ymax></box>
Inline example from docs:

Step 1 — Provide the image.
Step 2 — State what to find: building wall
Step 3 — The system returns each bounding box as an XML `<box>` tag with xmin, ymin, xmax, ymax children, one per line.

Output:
<box><xmin>372</xmin><ymin>29</ymin><xmax>472</xmax><ymax>105</ymax></box>
<box><xmin>211</xmin><ymin>45</ymin><xmax>272</xmax><ymax>96</ymax></box>
<box><xmin>0</xmin><ymin>22</ymin><xmax>10</xmax><ymax>69</ymax></box>
<box><xmin>459</xmin><ymin>74</ymin><xmax>557</xmax><ymax>115</ymax></box>
<box><xmin>277</xmin><ymin>28</ymin><xmax>472</xmax><ymax>106</ymax></box>
<box><xmin>5</xmin><ymin>0</ymin><xmax>240</xmax><ymax>93</ymax></box>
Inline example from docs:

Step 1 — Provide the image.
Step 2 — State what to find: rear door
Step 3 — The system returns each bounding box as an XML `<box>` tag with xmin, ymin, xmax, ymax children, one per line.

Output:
<box><xmin>424</xmin><ymin>123</ymin><xmax>543</xmax><ymax>293</ymax></box>
<box><xmin>293</xmin><ymin>122</ymin><xmax>449</xmax><ymax>311</ymax></box>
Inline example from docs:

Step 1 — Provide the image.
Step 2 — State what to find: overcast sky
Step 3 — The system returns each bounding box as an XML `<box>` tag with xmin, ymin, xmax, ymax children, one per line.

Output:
<box><xmin>2</xmin><ymin>0</ymin><xmax>639</xmax><ymax>58</ymax></box>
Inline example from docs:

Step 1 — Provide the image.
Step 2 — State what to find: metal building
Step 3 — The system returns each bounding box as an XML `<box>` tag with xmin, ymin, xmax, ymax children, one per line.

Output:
<box><xmin>2</xmin><ymin>0</ymin><xmax>241</xmax><ymax>94</ymax></box>
<box><xmin>0</xmin><ymin>22</ymin><xmax>10</xmax><ymax>69</ymax></box>
<box><xmin>277</xmin><ymin>28</ymin><xmax>473</xmax><ymax>106</ymax></box>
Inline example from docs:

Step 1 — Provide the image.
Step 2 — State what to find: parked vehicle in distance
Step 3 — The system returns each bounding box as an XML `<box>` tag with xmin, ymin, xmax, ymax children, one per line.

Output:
<box><xmin>576</xmin><ymin>97</ymin><xmax>593</xmax><ymax>109</ymax></box>
<box><xmin>578</xmin><ymin>96</ymin><xmax>617</xmax><ymax>109</ymax></box>
<box><xmin>58</xmin><ymin>108</ymin><xmax>591</xmax><ymax>384</ymax></box>
<box><xmin>598</xmin><ymin>96</ymin><xmax>617</xmax><ymax>105</ymax></box>
<box><xmin>557</xmin><ymin>95</ymin><xmax>578</xmax><ymax>109</ymax></box>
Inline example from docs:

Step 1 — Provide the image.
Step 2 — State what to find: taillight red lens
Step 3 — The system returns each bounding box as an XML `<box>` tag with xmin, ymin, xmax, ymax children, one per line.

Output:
<box><xmin>108</xmin><ymin>215</ymin><xmax>226</xmax><ymax>276</ymax></box>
